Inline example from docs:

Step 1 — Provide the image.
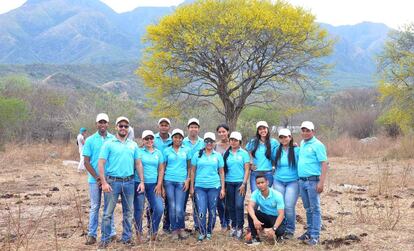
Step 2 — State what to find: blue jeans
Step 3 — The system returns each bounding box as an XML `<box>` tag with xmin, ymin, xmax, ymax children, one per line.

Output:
<box><xmin>144</xmin><ymin>183</ymin><xmax>164</xmax><ymax>234</ymax></box>
<box><xmin>217</xmin><ymin>196</ymin><xmax>230</xmax><ymax>228</ymax></box>
<box><xmin>133</xmin><ymin>182</ymin><xmax>145</xmax><ymax>233</ymax></box>
<box><xmin>164</xmin><ymin>181</ymin><xmax>187</xmax><ymax>231</ymax></box>
<box><xmin>101</xmin><ymin>178</ymin><xmax>134</xmax><ymax>243</ymax></box>
<box><xmin>250</xmin><ymin>171</ymin><xmax>273</xmax><ymax>192</ymax></box>
<box><xmin>299</xmin><ymin>179</ymin><xmax>321</xmax><ymax>239</ymax></box>
<box><xmin>225</xmin><ymin>182</ymin><xmax>245</xmax><ymax>229</ymax></box>
<box><xmin>88</xmin><ymin>183</ymin><xmax>116</xmax><ymax>238</ymax></box>
<box><xmin>273</xmin><ymin>180</ymin><xmax>299</xmax><ymax>234</ymax></box>
<box><xmin>195</xmin><ymin>187</ymin><xmax>220</xmax><ymax>235</ymax></box>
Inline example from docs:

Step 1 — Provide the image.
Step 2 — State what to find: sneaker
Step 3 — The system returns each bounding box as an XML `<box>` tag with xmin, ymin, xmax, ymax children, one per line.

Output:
<box><xmin>297</xmin><ymin>232</ymin><xmax>310</xmax><ymax>241</ymax></box>
<box><xmin>245</xmin><ymin>237</ymin><xmax>261</xmax><ymax>246</ymax></box>
<box><xmin>283</xmin><ymin>232</ymin><xmax>294</xmax><ymax>240</ymax></box>
<box><xmin>305</xmin><ymin>238</ymin><xmax>319</xmax><ymax>246</ymax></box>
<box><xmin>197</xmin><ymin>234</ymin><xmax>205</xmax><ymax>242</ymax></box>
<box><xmin>109</xmin><ymin>235</ymin><xmax>117</xmax><ymax>243</ymax></box>
<box><xmin>179</xmin><ymin>230</ymin><xmax>190</xmax><ymax>239</ymax></box>
<box><xmin>171</xmin><ymin>231</ymin><xmax>180</xmax><ymax>240</ymax></box>
<box><xmin>244</xmin><ymin>231</ymin><xmax>252</xmax><ymax>241</ymax></box>
<box><xmin>206</xmin><ymin>234</ymin><xmax>212</xmax><ymax>240</ymax></box>
<box><xmin>97</xmin><ymin>241</ymin><xmax>109</xmax><ymax>249</ymax></box>
<box><xmin>229</xmin><ymin>228</ymin><xmax>236</xmax><ymax>237</ymax></box>
<box><xmin>118</xmin><ymin>238</ymin><xmax>134</xmax><ymax>246</ymax></box>
<box><xmin>235</xmin><ymin>229</ymin><xmax>243</xmax><ymax>239</ymax></box>
<box><xmin>85</xmin><ymin>236</ymin><xmax>96</xmax><ymax>245</ymax></box>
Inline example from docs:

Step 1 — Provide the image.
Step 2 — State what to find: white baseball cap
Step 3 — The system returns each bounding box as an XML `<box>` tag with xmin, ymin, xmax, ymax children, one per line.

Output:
<box><xmin>115</xmin><ymin>116</ymin><xmax>129</xmax><ymax>125</ymax></box>
<box><xmin>203</xmin><ymin>132</ymin><xmax>216</xmax><ymax>141</ymax></box>
<box><xmin>278</xmin><ymin>128</ymin><xmax>292</xmax><ymax>137</ymax></box>
<box><xmin>171</xmin><ymin>128</ymin><xmax>184</xmax><ymax>138</ymax></box>
<box><xmin>142</xmin><ymin>130</ymin><xmax>155</xmax><ymax>139</ymax></box>
<box><xmin>301</xmin><ymin>121</ymin><xmax>315</xmax><ymax>131</ymax></box>
<box><xmin>96</xmin><ymin>113</ymin><xmax>109</xmax><ymax>123</ymax></box>
<box><xmin>229</xmin><ymin>131</ymin><xmax>242</xmax><ymax>141</ymax></box>
<box><xmin>187</xmin><ymin>118</ymin><xmax>200</xmax><ymax>127</ymax></box>
<box><xmin>158</xmin><ymin>118</ymin><xmax>171</xmax><ymax>125</ymax></box>
<box><xmin>256</xmin><ymin>121</ymin><xmax>269</xmax><ymax>129</ymax></box>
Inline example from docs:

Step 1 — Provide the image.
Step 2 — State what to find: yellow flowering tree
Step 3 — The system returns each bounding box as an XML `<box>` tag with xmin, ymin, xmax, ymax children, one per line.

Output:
<box><xmin>138</xmin><ymin>0</ymin><xmax>333</xmax><ymax>130</ymax></box>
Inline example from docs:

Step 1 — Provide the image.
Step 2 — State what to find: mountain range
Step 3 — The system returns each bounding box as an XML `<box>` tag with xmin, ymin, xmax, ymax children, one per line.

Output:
<box><xmin>0</xmin><ymin>0</ymin><xmax>391</xmax><ymax>88</ymax></box>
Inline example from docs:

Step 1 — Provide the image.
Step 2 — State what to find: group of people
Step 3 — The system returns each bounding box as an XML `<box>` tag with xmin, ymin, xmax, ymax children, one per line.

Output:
<box><xmin>80</xmin><ymin>113</ymin><xmax>328</xmax><ymax>248</ymax></box>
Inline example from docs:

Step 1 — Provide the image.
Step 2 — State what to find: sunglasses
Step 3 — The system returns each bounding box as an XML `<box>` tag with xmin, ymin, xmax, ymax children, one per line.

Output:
<box><xmin>144</xmin><ymin>137</ymin><xmax>154</xmax><ymax>141</ymax></box>
<box><xmin>204</xmin><ymin>139</ymin><xmax>215</xmax><ymax>144</ymax></box>
<box><xmin>118</xmin><ymin>124</ymin><xmax>129</xmax><ymax>129</ymax></box>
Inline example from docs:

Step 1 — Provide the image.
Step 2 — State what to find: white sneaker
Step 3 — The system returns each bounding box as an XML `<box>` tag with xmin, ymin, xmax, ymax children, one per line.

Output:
<box><xmin>229</xmin><ymin>228</ymin><xmax>236</xmax><ymax>237</ymax></box>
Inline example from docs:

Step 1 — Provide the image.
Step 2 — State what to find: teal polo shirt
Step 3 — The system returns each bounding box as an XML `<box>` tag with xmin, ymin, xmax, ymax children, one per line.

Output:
<box><xmin>225</xmin><ymin>148</ymin><xmax>250</xmax><ymax>183</ymax></box>
<box><xmin>250</xmin><ymin>188</ymin><xmax>285</xmax><ymax>216</ymax></box>
<box><xmin>183</xmin><ymin>136</ymin><xmax>205</xmax><ymax>158</ymax></box>
<box><xmin>297</xmin><ymin>137</ymin><xmax>328</xmax><ymax>178</ymax></box>
<box><xmin>191</xmin><ymin>150</ymin><xmax>224</xmax><ymax>188</ymax></box>
<box><xmin>273</xmin><ymin>146</ymin><xmax>299</xmax><ymax>182</ymax></box>
<box><xmin>163</xmin><ymin>145</ymin><xmax>192</xmax><ymax>182</ymax></box>
<box><xmin>246</xmin><ymin>138</ymin><xmax>279</xmax><ymax>171</ymax></box>
<box><xmin>99</xmin><ymin>138</ymin><xmax>139</xmax><ymax>178</ymax></box>
<box><xmin>136</xmin><ymin>147</ymin><xmax>164</xmax><ymax>184</ymax></box>
<box><xmin>82</xmin><ymin>131</ymin><xmax>114</xmax><ymax>183</ymax></box>
<box><xmin>154</xmin><ymin>133</ymin><xmax>172</xmax><ymax>154</ymax></box>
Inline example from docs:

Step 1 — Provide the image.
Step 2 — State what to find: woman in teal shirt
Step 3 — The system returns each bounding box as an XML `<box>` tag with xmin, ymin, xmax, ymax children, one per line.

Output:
<box><xmin>272</xmin><ymin>128</ymin><xmax>299</xmax><ymax>239</ymax></box>
<box><xmin>190</xmin><ymin>132</ymin><xmax>225</xmax><ymax>242</ymax></box>
<box><xmin>246</xmin><ymin>121</ymin><xmax>278</xmax><ymax>191</ymax></box>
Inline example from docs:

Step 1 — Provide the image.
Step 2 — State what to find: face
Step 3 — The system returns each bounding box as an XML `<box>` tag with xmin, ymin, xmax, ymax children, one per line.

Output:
<box><xmin>188</xmin><ymin>124</ymin><xmax>200</xmax><ymax>137</ymax></box>
<box><xmin>116</xmin><ymin>121</ymin><xmax>129</xmax><ymax>138</ymax></box>
<box><xmin>217</xmin><ymin>127</ymin><xmax>229</xmax><ymax>140</ymax></box>
<box><xmin>82</xmin><ymin>131</ymin><xmax>87</xmax><ymax>137</ymax></box>
<box><xmin>172</xmin><ymin>134</ymin><xmax>183</xmax><ymax>146</ymax></box>
<box><xmin>96</xmin><ymin>120</ymin><xmax>108</xmax><ymax>134</ymax></box>
<box><xmin>229</xmin><ymin>138</ymin><xmax>240</xmax><ymax>148</ymax></box>
<box><xmin>158</xmin><ymin>121</ymin><xmax>170</xmax><ymax>134</ymax></box>
<box><xmin>257</xmin><ymin>126</ymin><xmax>268</xmax><ymax>138</ymax></box>
<box><xmin>278</xmin><ymin>135</ymin><xmax>291</xmax><ymax>146</ymax></box>
<box><xmin>256</xmin><ymin>177</ymin><xmax>269</xmax><ymax>192</ymax></box>
<box><xmin>301</xmin><ymin>128</ymin><xmax>314</xmax><ymax>140</ymax></box>
<box><xmin>143</xmin><ymin>135</ymin><xmax>155</xmax><ymax>147</ymax></box>
<box><xmin>204</xmin><ymin>138</ymin><xmax>215</xmax><ymax>150</ymax></box>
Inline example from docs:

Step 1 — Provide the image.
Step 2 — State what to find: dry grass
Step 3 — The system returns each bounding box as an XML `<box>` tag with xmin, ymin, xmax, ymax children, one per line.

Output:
<box><xmin>0</xmin><ymin>141</ymin><xmax>414</xmax><ymax>250</ymax></box>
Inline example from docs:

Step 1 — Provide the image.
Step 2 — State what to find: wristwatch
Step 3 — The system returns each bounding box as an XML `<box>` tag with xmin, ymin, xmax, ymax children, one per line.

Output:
<box><xmin>272</xmin><ymin>226</ymin><xmax>277</xmax><ymax>232</ymax></box>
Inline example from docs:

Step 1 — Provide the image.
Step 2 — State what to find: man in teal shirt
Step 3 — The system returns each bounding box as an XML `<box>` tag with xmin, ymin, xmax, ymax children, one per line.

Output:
<box><xmin>297</xmin><ymin>121</ymin><xmax>328</xmax><ymax>246</ymax></box>
<box><xmin>83</xmin><ymin>113</ymin><xmax>116</xmax><ymax>245</ymax></box>
<box><xmin>98</xmin><ymin>116</ymin><xmax>144</xmax><ymax>248</ymax></box>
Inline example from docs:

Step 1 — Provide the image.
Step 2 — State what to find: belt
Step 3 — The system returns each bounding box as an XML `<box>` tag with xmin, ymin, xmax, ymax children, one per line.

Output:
<box><xmin>299</xmin><ymin>176</ymin><xmax>320</xmax><ymax>181</ymax></box>
<box><xmin>107</xmin><ymin>175</ymin><xmax>134</xmax><ymax>182</ymax></box>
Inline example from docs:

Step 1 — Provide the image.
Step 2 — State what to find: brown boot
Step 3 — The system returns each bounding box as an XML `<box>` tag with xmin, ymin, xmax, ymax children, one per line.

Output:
<box><xmin>85</xmin><ymin>236</ymin><xmax>96</xmax><ymax>245</ymax></box>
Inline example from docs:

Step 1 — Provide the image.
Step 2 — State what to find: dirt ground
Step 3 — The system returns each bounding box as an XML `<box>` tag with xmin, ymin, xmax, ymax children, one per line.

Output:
<box><xmin>0</xmin><ymin>144</ymin><xmax>413</xmax><ymax>250</ymax></box>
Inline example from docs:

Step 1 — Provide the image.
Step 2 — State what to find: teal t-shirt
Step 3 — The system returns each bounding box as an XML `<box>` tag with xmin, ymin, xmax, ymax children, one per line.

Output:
<box><xmin>297</xmin><ymin>137</ymin><xmax>328</xmax><ymax>177</ymax></box>
<box><xmin>191</xmin><ymin>150</ymin><xmax>224</xmax><ymax>188</ymax></box>
<box><xmin>154</xmin><ymin>133</ymin><xmax>172</xmax><ymax>154</ymax></box>
<box><xmin>225</xmin><ymin>148</ymin><xmax>250</xmax><ymax>183</ymax></box>
<box><xmin>82</xmin><ymin>131</ymin><xmax>114</xmax><ymax>183</ymax></box>
<box><xmin>273</xmin><ymin>146</ymin><xmax>299</xmax><ymax>182</ymax></box>
<box><xmin>246</xmin><ymin>138</ymin><xmax>279</xmax><ymax>171</ymax></box>
<box><xmin>183</xmin><ymin>136</ymin><xmax>205</xmax><ymax>158</ymax></box>
<box><xmin>250</xmin><ymin>188</ymin><xmax>285</xmax><ymax>216</ymax></box>
<box><xmin>99</xmin><ymin>138</ymin><xmax>139</xmax><ymax>178</ymax></box>
<box><xmin>163</xmin><ymin>145</ymin><xmax>192</xmax><ymax>182</ymax></box>
<box><xmin>136</xmin><ymin>147</ymin><xmax>164</xmax><ymax>183</ymax></box>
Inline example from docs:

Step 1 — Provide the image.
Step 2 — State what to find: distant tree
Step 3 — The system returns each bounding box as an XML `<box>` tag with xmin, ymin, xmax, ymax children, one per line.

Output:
<box><xmin>138</xmin><ymin>0</ymin><xmax>333</xmax><ymax>130</ymax></box>
<box><xmin>0</xmin><ymin>97</ymin><xmax>28</xmax><ymax>149</ymax></box>
<box><xmin>378</xmin><ymin>23</ymin><xmax>414</xmax><ymax>134</ymax></box>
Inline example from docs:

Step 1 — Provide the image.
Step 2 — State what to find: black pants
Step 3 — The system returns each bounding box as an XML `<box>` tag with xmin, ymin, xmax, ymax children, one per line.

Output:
<box><xmin>247</xmin><ymin>209</ymin><xmax>286</xmax><ymax>238</ymax></box>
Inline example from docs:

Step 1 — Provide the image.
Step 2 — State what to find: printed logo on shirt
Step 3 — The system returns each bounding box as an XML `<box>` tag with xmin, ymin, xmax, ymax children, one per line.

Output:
<box><xmin>307</xmin><ymin>147</ymin><xmax>313</xmax><ymax>153</ymax></box>
<box><xmin>129</xmin><ymin>145</ymin><xmax>135</xmax><ymax>150</ymax></box>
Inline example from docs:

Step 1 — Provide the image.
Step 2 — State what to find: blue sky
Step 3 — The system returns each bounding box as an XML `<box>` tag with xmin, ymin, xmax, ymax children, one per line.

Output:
<box><xmin>0</xmin><ymin>0</ymin><xmax>412</xmax><ymax>29</ymax></box>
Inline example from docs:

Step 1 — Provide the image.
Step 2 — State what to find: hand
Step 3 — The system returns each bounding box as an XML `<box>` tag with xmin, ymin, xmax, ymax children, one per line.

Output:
<box><xmin>250</xmin><ymin>163</ymin><xmax>257</xmax><ymax>171</ymax></box>
<box><xmin>189</xmin><ymin>186</ymin><xmax>194</xmax><ymax>197</ymax></box>
<box><xmin>264</xmin><ymin>228</ymin><xmax>275</xmax><ymax>238</ymax></box>
<box><xmin>137</xmin><ymin>182</ymin><xmax>145</xmax><ymax>193</ymax></box>
<box><xmin>219</xmin><ymin>188</ymin><xmax>225</xmax><ymax>199</ymax></box>
<box><xmin>253</xmin><ymin>219</ymin><xmax>264</xmax><ymax>230</ymax></box>
<box><xmin>154</xmin><ymin>184</ymin><xmax>163</xmax><ymax>196</ymax></box>
<box><xmin>183</xmin><ymin>179</ymin><xmax>190</xmax><ymax>192</ymax></box>
<box><xmin>238</xmin><ymin>183</ymin><xmax>246</xmax><ymax>196</ymax></box>
<box><xmin>101</xmin><ymin>182</ymin><xmax>112</xmax><ymax>193</ymax></box>
<box><xmin>316</xmin><ymin>181</ymin><xmax>324</xmax><ymax>193</ymax></box>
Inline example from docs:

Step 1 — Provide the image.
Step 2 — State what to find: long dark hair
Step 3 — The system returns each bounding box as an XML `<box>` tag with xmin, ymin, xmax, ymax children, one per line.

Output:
<box><xmin>216</xmin><ymin>123</ymin><xmax>230</xmax><ymax>133</ymax></box>
<box><xmin>198</xmin><ymin>148</ymin><xmax>205</xmax><ymax>158</ymax></box>
<box><xmin>251</xmin><ymin>129</ymin><xmax>272</xmax><ymax>160</ymax></box>
<box><xmin>223</xmin><ymin>147</ymin><xmax>231</xmax><ymax>173</ymax></box>
<box><xmin>275</xmin><ymin>137</ymin><xmax>297</xmax><ymax>168</ymax></box>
